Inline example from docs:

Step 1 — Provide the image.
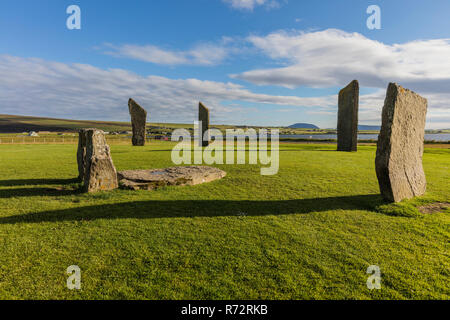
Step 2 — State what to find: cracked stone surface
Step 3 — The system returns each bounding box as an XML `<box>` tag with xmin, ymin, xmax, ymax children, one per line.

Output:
<box><xmin>118</xmin><ymin>166</ymin><xmax>226</xmax><ymax>190</ymax></box>
<box><xmin>375</xmin><ymin>83</ymin><xmax>428</xmax><ymax>202</ymax></box>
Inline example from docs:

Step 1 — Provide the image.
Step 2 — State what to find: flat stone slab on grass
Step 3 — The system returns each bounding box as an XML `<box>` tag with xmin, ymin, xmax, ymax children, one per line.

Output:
<box><xmin>118</xmin><ymin>166</ymin><xmax>226</xmax><ymax>190</ymax></box>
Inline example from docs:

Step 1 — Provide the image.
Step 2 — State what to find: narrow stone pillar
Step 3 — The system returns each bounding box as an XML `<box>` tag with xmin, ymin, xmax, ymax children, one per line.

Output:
<box><xmin>76</xmin><ymin>129</ymin><xmax>88</xmax><ymax>181</ymax></box>
<box><xmin>337</xmin><ymin>80</ymin><xmax>359</xmax><ymax>151</ymax></box>
<box><xmin>199</xmin><ymin>102</ymin><xmax>210</xmax><ymax>147</ymax></box>
<box><xmin>128</xmin><ymin>98</ymin><xmax>147</xmax><ymax>146</ymax></box>
<box><xmin>375</xmin><ymin>83</ymin><xmax>428</xmax><ymax>202</ymax></box>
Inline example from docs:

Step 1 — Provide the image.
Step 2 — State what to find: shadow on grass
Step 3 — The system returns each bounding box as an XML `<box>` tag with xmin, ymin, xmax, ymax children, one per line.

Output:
<box><xmin>0</xmin><ymin>178</ymin><xmax>78</xmax><ymax>187</ymax></box>
<box><xmin>0</xmin><ymin>187</ymin><xmax>81</xmax><ymax>198</ymax></box>
<box><xmin>0</xmin><ymin>194</ymin><xmax>383</xmax><ymax>224</ymax></box>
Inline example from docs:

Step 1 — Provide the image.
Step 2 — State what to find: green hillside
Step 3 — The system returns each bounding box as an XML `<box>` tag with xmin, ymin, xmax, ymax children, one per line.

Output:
<box><xmin>0</xmin><ymin>114</ymin><xmax>192</xmax><ymax>133</ymax></box>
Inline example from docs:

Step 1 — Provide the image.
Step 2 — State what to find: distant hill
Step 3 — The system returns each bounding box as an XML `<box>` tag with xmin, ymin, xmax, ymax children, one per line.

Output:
<box><xmin>0</xmin><ymin>114</ymin><xmax>133</xmax><ymax>133</ymax></box>
<box><xmin>288</xmin><ymin>123</ymin><xmax>319</xmax><ymax>129</ymax></box>
<box><xmin>358</xmin><ymin>125</ymin><xmax>381</xmax><ymax>131</ymax></box>
<box><xmin>0</xmin><ymin>114</ymin><xmax>234</xmax><ymax>133</ymax></box>
<box><xmin>0</xmin><ymin>114</ymin><xmax>194</xmax><ymax>133</ymax></box>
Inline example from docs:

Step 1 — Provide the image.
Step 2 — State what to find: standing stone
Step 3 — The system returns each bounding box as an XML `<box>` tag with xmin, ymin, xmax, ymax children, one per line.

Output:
<box><xmin>199</xmin><ymin>102</ymin><xmax>210</xmax><ymax>147</ymax></box>
<box><xmin>77</xmin><ymin>129</ymin><xmax>118</xmax><ymax>193</ymax></box>
<box><xmin>76</xmin><ymin>129</ymin><xmax>89</xmax><ymax>181</ymax></box>
<box><xmin>375</xmin><ymin>83</ymin><xmax>428</xmax><ymax>202</ymax></box>
<box><xmin>128</xmin><ymin>98</ymin><xmax>147</xmax><ymax>146</ymax></box>
<box><xmin>337</xmin><ymin>80</ymin><xmax>359</xmax><ymax>151</ymax></box>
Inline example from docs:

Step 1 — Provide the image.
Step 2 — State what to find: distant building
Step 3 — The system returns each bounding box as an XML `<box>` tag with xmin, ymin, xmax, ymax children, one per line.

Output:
<box><xmin>154</xmin><ymin>135</ymin><xmax>169</xmax><ymax>141</ymax></box>
<box><xmin>28</xmin><ymin>131</ymin><xmax>39</xmax><ymax>137</ymax></box>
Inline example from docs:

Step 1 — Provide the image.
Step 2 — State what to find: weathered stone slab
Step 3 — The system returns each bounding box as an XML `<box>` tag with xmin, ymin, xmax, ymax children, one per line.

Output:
<box><xmin>128</xmin><ymin>98</ymin><xmax>147</xmax><ymax>146</ymax></box>
<box><xmin>375</xmin><ymin>83</ymin><xmax>428</xmax><ymax>202</ymax></box>
<box><xmin>337</xmin><ymin>80</ymin><xmax>359</xmax><ymax>151</ymax></box>
<box><xmin>78</xmin><ymin>129</ymin><xmax>118</xmax><ymax>192</ymax></box>
<box><xmin>118</xmin><ymin>166</ymin><xmax>226</xmax><ymax>190</ymax></box>
<box><xmin>199</xmin><ymin>102</ymin><xmax>210</xmax><ymax>147</ymax></box>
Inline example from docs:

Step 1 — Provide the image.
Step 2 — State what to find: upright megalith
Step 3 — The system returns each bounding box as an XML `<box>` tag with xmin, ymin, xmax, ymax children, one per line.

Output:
<box><xmin>337</xmin><ymin>80</ymin><xmax>359</xmax><ymax>151</ymax></box>
<box><xmin>77</xmin><ymin>129</ymin><xmax>118</xmax><ymax>193</ymax></box>
<box><xmin>128</xmin><ymin>98</ymin><xmax>147</xmax><ymax>146</ymax></box>
<box><xmin>199</xmin><ymin>102</ymin><xmax>210</xmax><ymax>147</ymax></box>
<box><xmin>77</xmin><ymin>129</ymin><xmax>89</xmax><ymax>181</ymax></box>
<box><xmin>375</xmin><ymin>83</ymin><xmax>428</xmax><ymax>202</ymax></box>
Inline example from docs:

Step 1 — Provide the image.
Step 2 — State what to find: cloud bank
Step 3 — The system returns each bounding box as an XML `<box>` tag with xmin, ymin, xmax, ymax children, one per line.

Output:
<box><xmin>233</xmin><ymin>29</ymin><xmax>450</xmax><ymax>95</ymax></box>
<box><xmin>0</xmin><ymin>55</ymin><xmax>335</xmax><ymax>123</ymax></box>
<box><xmin>1</xmin><ymin>28</ymin><xmax>449</xmax><ymax>128</ymax></box>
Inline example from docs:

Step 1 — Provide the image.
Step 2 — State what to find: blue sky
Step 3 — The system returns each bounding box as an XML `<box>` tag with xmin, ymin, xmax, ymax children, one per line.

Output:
<box><xmin>0</xmin><ymin>0</ymin><xmax>449</xmax><ymax>128</ymax></box>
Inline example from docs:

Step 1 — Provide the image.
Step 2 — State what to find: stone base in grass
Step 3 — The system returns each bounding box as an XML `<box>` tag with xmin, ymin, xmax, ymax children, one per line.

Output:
<box><xmin>118</xmin><ymin>166</ymin><xmax>226</xmax><ymax>191</ymax></box>
<box><xmin>418</xmin><ymin>202</ymin><xmax>450</xmax><ymax>214</ymax></box>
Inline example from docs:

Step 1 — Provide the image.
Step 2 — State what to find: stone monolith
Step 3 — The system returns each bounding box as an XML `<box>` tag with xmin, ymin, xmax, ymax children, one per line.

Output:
<box><xmin>128</xmin><ymin>98</ymin><xmax>147</xmax><ymax>146</ymax></box>
<box><xmin>77</xmin><ymin>129</ymin><xmax>88</xmax><ymax>181</ymax></box>
<box><xmin>77</xmin><ymin>129</ymin><xmax>118</xmax><ymax>193</ymax></box>
<box><xmin>375</xmin><ymin>83</ymin><xmax>428</xmax><ymax>202</ymax></box>
<box><xmin>199</xmin><ymin>102</ymin><xmax>210</xmax><ymax>147</ymax></box>
<box><xmin>337</xmin><ymin>80</ymin><xmax>359</xmax><ymax>151</ymax></box>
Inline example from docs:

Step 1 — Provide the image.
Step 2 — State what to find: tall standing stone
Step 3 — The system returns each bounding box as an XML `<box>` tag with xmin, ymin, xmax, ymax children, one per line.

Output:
<box><xmin>77</xmin><ymin>129</ymin><xmax>118</xmax><ymax>193</ymax></box>
<box><xmin>128</xmin><ymin>98</ymin><xmax>147</xmax><ymax>146</ymax></box>
<box><xmin>375</xmin><ymin>83</ymin><xmax>428</xmax><ymax>202</ymax></box>
<box><xmin>199</xmin><ymin>102</ymin><xmax>210</xmax><ymax>147</ymax></box>
<box><xmin>337</xmin><ymin>80</ymin><xmax>359</xmax><ymax>151</ymax></box>
<box><xmin>77</xmin><ymin>128</ymin><xmax>89</xmax><ymax>181</ymax></box>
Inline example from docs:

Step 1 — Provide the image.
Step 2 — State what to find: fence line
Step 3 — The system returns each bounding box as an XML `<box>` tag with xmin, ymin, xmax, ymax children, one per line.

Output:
<box><xmin>0</xmin><ymin>137</ymin><xmax>160</xmax><ymax>145</ymax></box>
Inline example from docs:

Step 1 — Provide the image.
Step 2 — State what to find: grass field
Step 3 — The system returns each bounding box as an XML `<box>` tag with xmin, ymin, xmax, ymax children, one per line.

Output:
<box><xmin>0</xmin><ymin>141</ymin><xmax>448</xmax><ymax>299</ymax></box>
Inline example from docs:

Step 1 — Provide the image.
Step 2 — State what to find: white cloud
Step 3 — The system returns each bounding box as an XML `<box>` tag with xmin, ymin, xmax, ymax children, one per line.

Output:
<box><xmin>103</xmin><ymin>41</ymin><xmax>232</xmax><ymax>66</ymax></box>
<box><xmin>102</xmin><ymin>36</ymin><xmax>257</xmax><ymax>67</ymax></box>
<box><xmin>0</xmin><ymin>55</ymin><xmax>336</xmax><ymax>124</ymax></box>
<box><xmin>306</xmin><ymin>110</ymin><xmax>335</xmax><ymax>116</ymax></box>
<box><xmin>233</xmin><ymin>28</ymin><xmax>450</xmax><ymax>95</ymax></box>
<box><xmin>223</xmin><ymin>0</ymin><xmax>281</xmax><ymax>11</ymax></box>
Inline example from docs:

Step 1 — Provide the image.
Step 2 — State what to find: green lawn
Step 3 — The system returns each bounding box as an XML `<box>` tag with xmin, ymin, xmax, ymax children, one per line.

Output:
<box><xmin>0</xmin><ymin>142</ymin><xmax>448</xmax><ymax>299</ymax></box>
